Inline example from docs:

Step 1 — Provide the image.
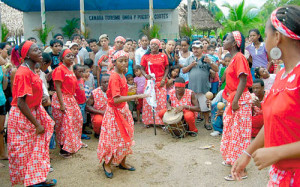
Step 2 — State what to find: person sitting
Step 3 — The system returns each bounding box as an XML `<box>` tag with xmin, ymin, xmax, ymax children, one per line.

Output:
<box><xmin>251</xmin><ymin>79</ymin><xmax>269</xmax><ymax>138</ymax></box>
<box><xmin>158</xmin><ymin>77</ymin><xmax>201</xmax><ymax>136</ymax></box>
<box><xmin>86</xmin><ymin>74</ymin><xmax>109</xmax><ymax>139</ymax></box>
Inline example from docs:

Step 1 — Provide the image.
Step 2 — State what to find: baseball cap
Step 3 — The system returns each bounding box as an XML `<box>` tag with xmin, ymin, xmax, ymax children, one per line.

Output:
<box><xmin>192</xmin><ymin>40</ymin><xmax>203</xmax><ymax>48</ymax></box>
<box><xmin>99</xmin><ymin>34</ymin><xmax>109</xmax><ymax>41</ymax></box>
<box><xmin>68</xmin><ymin>42</ymin><xmax>79</xmax><ymax>49</ymax></box>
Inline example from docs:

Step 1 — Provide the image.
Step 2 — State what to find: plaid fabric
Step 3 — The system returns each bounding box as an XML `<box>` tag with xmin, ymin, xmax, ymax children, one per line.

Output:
<box><xmin>97</xmin><ymin>103</ymin><xmax>134</xmax><ymax>164</ymax></box>
<box><xmin>268</xmin><ymin>165</ymin><xmax>296</xmax><ymax>187</ymax></box>
<box><xmin>142</xmin><ymin>82</ymin><xmax>167</xmax><ymax>125</ymax></box>
<box><xmin>51</xmin><ymin>93</ymin><xmax>83</xmax><ymax>153</ymax></box>
<box><xmin>220</xmin><ymin>91</ymin><xmax>252</xmax><ymax>165</ymax></box>
<box><xmin>7</xmin><ymin>105</ymin><xmax>54</xmax><ymax>186</ymax></box>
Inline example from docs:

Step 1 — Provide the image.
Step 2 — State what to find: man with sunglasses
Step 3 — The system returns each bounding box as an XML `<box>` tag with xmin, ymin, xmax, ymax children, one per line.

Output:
<box><xmin>182</xmin><ymin>40</ymin><xmax>218</xmax><ymax>130</ymax></box>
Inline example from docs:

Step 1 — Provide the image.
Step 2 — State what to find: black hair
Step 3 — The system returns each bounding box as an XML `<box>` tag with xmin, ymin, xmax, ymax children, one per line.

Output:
<box><xmin>83</xmin><ymin>65</ymin><xmax>89</xmax><ymax>70</ymax></box>
<box><xmin>181</xmin><ymin>37</ymin><xmax>190</xmax><ymax>45</ymax></box>
<box><xmin>169</xmin><ymin>65</ymin><xmax>180</xmax><ymax>78</ymax></box>
<box><xmin>84</xmin><ymin>58</ymin><xmax>94</xmax><ymax>68</ymax></box>
<box><xmin>42</xmin><ymin>52</ymin><xmax>52</xmax><ymax>64</ymax></box>
<box><xmin>249</xmin><ymin>29</ymin><xmax>263</xmax><ymax>42</ymax></box>
<box><xmin>88</xmin><ymin>38</ymin><xmax>98</xmax><ymax>44</ymax></box>
<box><xmin>222</xmin><ymin>34</ymin><xmax>228</xmax><ymax>41</ymax></box>
<box><xmin>253</xmin><ymin>79</ymin><xmax>264</xmax><ymax>87</ymax></box>
<box><xmin>207</xmin><ymin>45</ymin><xmax>216</xmax><ymax>51</ymax></box>
<box><xmin>270</xmin><ymin>6</ymin><xmax>300</xmax><ymax>37</ymax></box>
<box><xmin>18</xmin><ymin>41</ymin><xmax>27</xmax><ymax>54</ymax></box>
<box><xmin>73</xmin><ymin>64</ymin><xmax>83</xmax><ymax>71</ymax></box>
<box><xmin>53</xmin><ymin>33</ymin><xmax>64</xmax><ymax>39</ymax></box>
<box><xmin>125</xmin><ymin>38</ymin><xmax>133</xmax><ymax>43</ymax></box>
<box><xmin>50</xmin><ymin>39</ymin><xmax>63</xmax><ymax>47</ymax></box>
<box><xmin>224</xmin><ymin>53</ymin><xmax>232</xmax><ymax>59</ymax></box>
<box><xmin>101</xmin><ymin>74</ymin><xmax>110</xmax><ymax>79</ymax></box>
<box><xmin>174</xmin><ymin>77</ymin><xmax>185</xmax><ymax>83</ymax></box>
<box><xmin>133</xmin><ymin>65</ymin><xmax>142</xmax><ymax>71</ymax></box>
<box><xmin>201</xmin><ymin>38</ymin><xmax>210</xmax><ymax>44</ymax></box>
<box><xmin>0</xmin><ymin>42</ymin><xmax>7</xmax><ymax>50</ymax></box>
<box><xmin>230</xmin><ymin>31</ymin><xmax>246</xmax><ymax>54</ymax></box>
<box><xmin>254</xmin><ymin>66</ymin><xmax>263</xmax><ymax>79</ymax></box>
<box><xmin>126</xmin><ymin>74</ymin><xmax>134</xmax><ymax>79</ymax></box>
<box><xmin>133</xmin><ymin>40</ymin><xmax>138</xmax><ymax>43</ymax></box>
<box><xmin>27</xmin><ymin>37</ymin><xmax>37</xmax><ymax>41</ymax></box>
<box><xmin>160</xmin><ymin>40</ymin><xmax>166</xmax><ymax>44</ymax></box>
<box><xmin>34</xmin><ymin>63</ymin><xmax>41</xmax><ymax>69</ymax></box>
<box><xmin>7</xmin><ymin>48</ymin><xmax>12</xmax><ymax>56</ymax></box>
<box><xmin>71</xmin><ymin>33</ymin><xmax>81</xmax><ymax>41</ymax></box>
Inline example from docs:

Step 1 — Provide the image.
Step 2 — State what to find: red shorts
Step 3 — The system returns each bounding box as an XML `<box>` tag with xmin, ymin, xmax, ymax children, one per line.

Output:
<box><xmin>136</xmin><ymin>99</ymin><xmax>143</xmax><ymax>112</ymax></box>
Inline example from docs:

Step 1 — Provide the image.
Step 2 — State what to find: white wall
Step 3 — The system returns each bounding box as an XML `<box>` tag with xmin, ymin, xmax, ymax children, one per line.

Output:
<box><xmin>23</xmin><ymin>9</ymin><xmax>179</xmax><ymax>46</ymax></box>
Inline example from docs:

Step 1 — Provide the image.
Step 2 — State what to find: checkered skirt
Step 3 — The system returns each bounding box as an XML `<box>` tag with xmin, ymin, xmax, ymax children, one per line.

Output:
<box><xmin>7</xmin><ymin>105</ymin><xmax>54</xmax><ymax>186</ymax></box>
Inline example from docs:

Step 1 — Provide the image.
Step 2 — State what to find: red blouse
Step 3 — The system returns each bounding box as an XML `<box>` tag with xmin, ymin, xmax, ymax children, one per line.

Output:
<box><xmin>141</xmin><ymin>53</ymin><xmax>168</xmax><ymax>81</ymax></box>
<box><xmin>106</xmin><ymin>72</ymin><xmax>128</xmax><ymax>107</ymax></box>
<box><xmin>263</xmin><ymin>64</ymin><xmax>300</xmax><ymax>170</ymax></box>
<box><xmin>223</xmin><ymin>52</ymin><xmax>253</xmax><ymax>101</ymax></box>
<box><xmin>52</xmin><ymin>64</ymin><xmax>77</xmax><ymax>95</ymax></box>
<box><xmin>75</xmin><ymin>78</ymin><xmax>86</xmax><ymax>104</ymax></box>
<box><xmin>11</xmin><ymin>66</ymin><xmax>43</xmax><ymax>108</ymax></box>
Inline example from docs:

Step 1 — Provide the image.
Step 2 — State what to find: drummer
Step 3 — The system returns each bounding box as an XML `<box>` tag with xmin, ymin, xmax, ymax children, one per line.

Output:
<box><xmin>158</xmin><ymin>77</ymin><xmax>201</xmax><ymax>136</ymax></box>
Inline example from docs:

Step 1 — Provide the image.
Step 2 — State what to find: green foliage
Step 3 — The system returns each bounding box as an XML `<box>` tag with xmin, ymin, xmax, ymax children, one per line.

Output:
<box><xmin>140</xmin><ymin>24</ymin><xmax>160</xmax><ymax>40</ymax></box>
<box><xmin>1</xmin><ymin>24</ymin><xmax>10</xmax><ymax>42</ymax></box>
<box><xmin>33</xmin><ymin>24</ymin><xmax>54</xmax><ymax>46</ymax></box>
<box><xmin>61</xmin><ymin>18</ymin><xmax>80</xmax><ymax>39</ymax></box>
<box><xmin>220</xmin><ymin>0</ymin><xmax>259</xmax><ymax>36</ymax></box>
<box><xmin>179</xmin><ymin>24</ymin><xmax>193</xmax><ymax>40</ymax></box>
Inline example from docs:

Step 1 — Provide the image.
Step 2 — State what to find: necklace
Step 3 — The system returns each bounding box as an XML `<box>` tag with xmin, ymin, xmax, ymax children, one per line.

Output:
<box><xmin>24</xmin><ymin>62</ymin><xmax>36</xmax><ymax>74</ymax></box>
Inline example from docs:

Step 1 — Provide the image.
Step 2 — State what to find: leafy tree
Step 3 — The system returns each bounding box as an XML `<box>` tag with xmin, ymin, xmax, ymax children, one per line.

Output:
<box><xmin>33</xmin><ymin>24</ymin><xmax>54</xmax><ymax>46</ymax></box>
<box><xmin>140</xmin><ymin>24</ymin><xmax>160</xmax><ymax>40</ymax></box>
<box><xmin>220</xmin><ymin>0</ymin><xmax>259</xmax><ymax>36</ymax></box>
<box><xmin>1</xmin><ymin>23</ymin><xmax>10</xmax><ymax>42</ymax></box>
<box><xmin>61</xmin><ymin>18</ymin><xmax>80</xmax><ymax>39</ymax></box>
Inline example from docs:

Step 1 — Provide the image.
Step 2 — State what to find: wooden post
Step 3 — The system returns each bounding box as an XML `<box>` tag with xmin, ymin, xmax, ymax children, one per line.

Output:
<box><xmin>80</xmin><ymin>0</ymin><xmax>85</xmax><ymax>34</ymax></box>
<box><xmin>40</xmin><ymin>0</ymin><xmax>46</xmax><ymax>30</ymax></box>
<box><xmin>187</xmin><ymin>0</ymin><xmax>192</xmax><ymax>26</ymax></box>
<box><xmin>149</xmin><ymin>0</ymin><xmax>154</xmax><ymax>28</ymax></box>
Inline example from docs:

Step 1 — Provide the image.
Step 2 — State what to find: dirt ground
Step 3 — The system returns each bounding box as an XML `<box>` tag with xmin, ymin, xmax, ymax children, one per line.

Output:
<box><xmin>0</xmin><ymin>121</ymin><xmax>269</xmax><ymax>187</ymax></box>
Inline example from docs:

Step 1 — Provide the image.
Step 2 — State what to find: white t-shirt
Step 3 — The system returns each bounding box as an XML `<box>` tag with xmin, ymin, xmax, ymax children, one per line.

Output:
<box><xmin>135</xmin><ymin>47</ymin><xmax>148</xmax><ymax>66</ymax></box>
<box><xmin>263</xmin><ymin>74</ymin><xmax>276</xmax><ymax>91</ymax></box>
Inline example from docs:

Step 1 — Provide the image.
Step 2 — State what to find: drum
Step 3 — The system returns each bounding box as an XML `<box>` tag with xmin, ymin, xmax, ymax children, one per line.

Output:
<box><xmin>163</xmin><ymin>108</ymin><xmax>188</xmax><ymax>138</ymax></box>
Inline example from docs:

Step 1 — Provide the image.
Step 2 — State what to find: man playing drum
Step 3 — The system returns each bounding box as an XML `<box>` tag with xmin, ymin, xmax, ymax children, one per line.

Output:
<box><xmin>158</xmin><ymin>77</ymin><xmax>201</xmax><ymax>137</ymax></box>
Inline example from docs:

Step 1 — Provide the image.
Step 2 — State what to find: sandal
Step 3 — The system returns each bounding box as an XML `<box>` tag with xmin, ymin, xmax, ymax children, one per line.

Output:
<box><xmin>118</xmin><ymin>164</ymin><xmax>136</xmax><ymax>171</ymax></box>
<box><xmin>32</xmin><ymin>179</ymin><xmax>57</xmax><ymax>186</ymax></box>
<box><xmin>224</xmin><ymin>174</ymin><xmax>247</xmax><ymax>181</ymax></box>
<box><xmin>204</xmin><ymin>124</ymin><xmax>213</xmax><ymax>130</ymax></box>
<box><xmin>81</xmin><ymin>134</ymin><xmax>91</xmax><ymax>140</ymax></box>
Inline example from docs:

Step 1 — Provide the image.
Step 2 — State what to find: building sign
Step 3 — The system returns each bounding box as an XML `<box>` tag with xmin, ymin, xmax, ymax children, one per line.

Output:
<box><xmin>86</xmin><ymin>12</ymin><xmax>172</xmax><ymax>23</ymax></box>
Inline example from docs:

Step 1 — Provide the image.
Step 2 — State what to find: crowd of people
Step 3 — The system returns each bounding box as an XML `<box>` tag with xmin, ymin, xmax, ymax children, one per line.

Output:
<box><xmin>0</xmin><ymin>5</ymin><xmax>299</xmax><ymax>186</ymax></box>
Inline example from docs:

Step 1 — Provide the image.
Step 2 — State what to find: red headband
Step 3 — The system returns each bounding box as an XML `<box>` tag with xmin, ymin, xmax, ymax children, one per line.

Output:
<box><xmin>21</xmin><ymin>41</ymin><xmax>34</xmax><ymax>59</ymax></box>
<box><xmin>62</xmin><ymin>49</ymin><xmax>72</xmax><ymax>58</ymax></box>
<box><xmin>232</xmin><ymin>31</ymin><xmax>242</xmax><ymax>48</ymax></box>
<box><xmin>174</xmin><ymin>82</ymin><xmax>186</xmax><ymax>87</ymax></box>
<box><xmin>271</xmin><ymin>8</ymin><xmax>300</xmax><ymax>40</ymax></box>
<box><xmin>113</xmin><ymin>50</ymin><xmax>129</xmax><ymax>61</ymax></box>
<box><xmin>115</xmin><ymin>36</ymin><xmax>126</xmax><ymax>43</ymax></box>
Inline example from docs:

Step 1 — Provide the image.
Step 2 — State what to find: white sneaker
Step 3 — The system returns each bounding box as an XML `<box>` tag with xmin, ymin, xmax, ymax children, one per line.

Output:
<box><xmin>210</xmin><ymin>131</ymin><xmax>220</xmax><ymax>136</ymax></box>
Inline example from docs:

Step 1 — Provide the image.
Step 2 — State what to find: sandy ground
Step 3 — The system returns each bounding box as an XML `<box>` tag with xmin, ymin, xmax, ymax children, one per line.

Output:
<box><xmin>0</xmin><ymin>120</ymin><xmax>269</xmax><ymax>187</ymax></box>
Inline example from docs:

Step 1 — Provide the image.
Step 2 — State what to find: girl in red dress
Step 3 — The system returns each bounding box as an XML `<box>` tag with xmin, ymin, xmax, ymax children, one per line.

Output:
<box><xmin>51</xmin><ymin>49</ymin><xmax>85</xmax><ymax>158</ymax></box>
<box><xmin>221</xmin><ymin>31</ymin><xmax>253</xmax><ymax>180</ymax></box>
<box><xmin>141</xmin><ymin>39</ymin><xmax>169</xmax><ymax>126</ymax></box>
<box><xmin>231</xmin><ymin>6</ymin><xmax>300</xmax><ymax>186</ymax></box>
<box><xmin>7</xmin><ymin>41</ymin><xmax>56</xmax><ymax>186</ymax></box>
<box><xmin>97</xmin><ymin>50</ymin><xmax>148</xmax><ymax>178</ymax></box>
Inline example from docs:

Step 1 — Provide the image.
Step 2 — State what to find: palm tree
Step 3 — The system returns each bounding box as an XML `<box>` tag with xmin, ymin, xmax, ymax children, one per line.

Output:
<box><xmin>220</xmin><ymin>0</ymin><xmax>260</xmax><ymax>36</ymax></box>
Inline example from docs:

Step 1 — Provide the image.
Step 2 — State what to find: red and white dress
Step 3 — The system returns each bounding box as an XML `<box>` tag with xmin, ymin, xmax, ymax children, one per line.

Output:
<box><xmin>91</xmin><ymin>87</ymin><xmax>107</xmax><ymax>135</ymax></box>
<box><xmin>141</xmin><ymin>53</ymin><xmax>168</xmax><ymax>125</ymax></box>
<box><xmin>7</xmin><ymin>66</ymin><xmax>54</xmax><ymax>186</ymax></box>
<box><xmin>97</xmin><ymin>72</ymin><xmax>134</xmax><ymax>164</ymax></box>
<box><xmin>221</xmin><ymin>52</ymin><xmax>253</xmax><ymax>165</ymax></box>
<box><xmin>263</xmin><ymin>64</ymin><xmax>300</xmax><ymax>186</ymax></box>
<box><xmin>51</xmin><ymin>64</ymin><xmax>83</xmax><ymax>153</ymax></box>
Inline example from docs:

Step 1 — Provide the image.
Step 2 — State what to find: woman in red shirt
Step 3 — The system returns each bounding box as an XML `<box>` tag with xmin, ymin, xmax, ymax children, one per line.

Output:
<box><xmin>97</xmin><ymin>50</ymin><xmax>148</xmax><ymax>178</ymax></box>
<box><xmin>231</xmin><ymin>6</ymin><xmax>300</xmax><ymax>185</ymax></box>
<box><xmin>7</xmin><ymin>41</ymin><xmax>56</xmax><ymax>186</ymax></box>
<box><xmin>141</xmin><ymin>39</ymin><xmax>169</xmax><ymax>126</ymax></box>
<box><xmin>51</xmin><ymin>49</ymin><xmax>85</xmax><ymax>158</ymax></box>
<box><xmin>221</xmin><ymin>31</ymin><xmax>253</xmax><ymax>180</ymax></box>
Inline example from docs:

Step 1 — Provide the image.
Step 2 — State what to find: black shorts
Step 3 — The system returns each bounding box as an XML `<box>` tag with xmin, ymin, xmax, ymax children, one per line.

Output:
<box><xmin>0</xmin><ymin>104</ymin><xmax>6</xmax><ymax>115</ymax></box>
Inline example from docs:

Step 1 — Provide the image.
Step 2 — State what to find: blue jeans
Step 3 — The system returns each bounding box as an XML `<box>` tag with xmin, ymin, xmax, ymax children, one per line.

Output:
<box><xmin>79</xmin><ymin>103</ymin><xmax>87</xmax><ymax>124</ymax></box>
